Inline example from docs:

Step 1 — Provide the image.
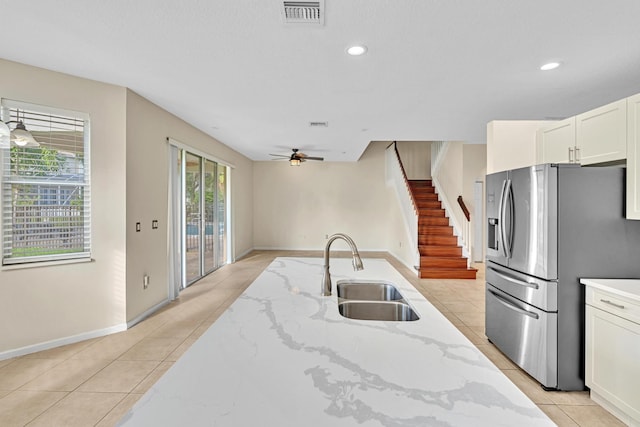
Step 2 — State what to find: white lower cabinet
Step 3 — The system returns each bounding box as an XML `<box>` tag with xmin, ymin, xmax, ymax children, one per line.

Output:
<box><xmin>585</xmin><ymin>284</ymin><xmax>640</xmax><ymax>426</ymax></box>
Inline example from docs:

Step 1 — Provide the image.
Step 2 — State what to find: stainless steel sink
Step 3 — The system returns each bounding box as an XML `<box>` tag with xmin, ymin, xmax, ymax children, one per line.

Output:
<box><xmin>338</xmin><ymin>301</ymin><xmax>420</xmax><ymax>321</ymax></box>
<box><xmin>336</xmin><ymin>280</ymin><xmax>404</xmax><ymax>301</ymax></box>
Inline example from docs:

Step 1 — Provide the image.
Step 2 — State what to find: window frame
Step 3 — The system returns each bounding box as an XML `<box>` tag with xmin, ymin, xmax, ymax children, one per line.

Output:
<box><xmin>1</xmin><ymin>99</ymin><xmax>91</xmax><ymax>266</ymax></box>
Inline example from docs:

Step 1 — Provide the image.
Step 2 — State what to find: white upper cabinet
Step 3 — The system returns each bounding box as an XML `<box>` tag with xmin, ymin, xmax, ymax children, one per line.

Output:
<box><xmin>537</xmin><ymin>99</ymin><xmax>627</xmax><ymax>165</ymax></box>
<box><xmin>576</xmin><ymin>99</ymin><xmax>627</xmax><ymax>165</ymax></box>
<box><xmin>537</xmin><ymin>117</ymin><xmax>576</xmax><ymax>164</ymax></box>
<box><xmin>626</xmin><ymin>93</ymin><xmax>640</xmax><ymax>219</ymax></box>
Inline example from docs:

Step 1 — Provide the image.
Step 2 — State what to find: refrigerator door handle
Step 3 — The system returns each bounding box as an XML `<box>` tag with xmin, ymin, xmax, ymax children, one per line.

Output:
<box><xmin>487</xmin><ymin>266</ymin><xmax>539</xmax><ymax>289</ymax></box>
<box><xmin>488</xmin><ymin>289</ymin><xmax>539</xmax><ymax>320</ymax></box>
<box><xmin>500</xmin><ymin>179</ymin><xmax>513</xmax><ymax>258</ymax></box>
<box><xmin>498</xmin><ymin>179</ymin><xmax>507</xmax><ymax>257</ymax></box>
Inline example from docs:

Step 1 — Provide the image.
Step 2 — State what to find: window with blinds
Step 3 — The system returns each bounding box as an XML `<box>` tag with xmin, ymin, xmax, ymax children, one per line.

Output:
<box><xmin>1</xmin><ymin>100</ymin><xmax>90</xmax><ymax>265</ymax></box>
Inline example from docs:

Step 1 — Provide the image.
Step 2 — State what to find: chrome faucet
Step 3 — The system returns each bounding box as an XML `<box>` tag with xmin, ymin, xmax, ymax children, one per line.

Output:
<box><xmin>322</xmin><ymin>233</ymin><xmax>364</xmax><ymax>296</ymax></box>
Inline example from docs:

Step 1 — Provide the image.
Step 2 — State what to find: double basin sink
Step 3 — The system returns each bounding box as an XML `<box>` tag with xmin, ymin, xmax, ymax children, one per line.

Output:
<box><xmin>336</xmin><ymin>280</ymin><xmax>420</xmax><ymax>322</ymax></box>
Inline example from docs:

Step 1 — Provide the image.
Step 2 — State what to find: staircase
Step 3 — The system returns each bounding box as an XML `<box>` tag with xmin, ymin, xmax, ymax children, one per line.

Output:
<box><xmin>409</xmin><ymin>180</ymin><xmax>477</xmax><ymax>279</ymax></box>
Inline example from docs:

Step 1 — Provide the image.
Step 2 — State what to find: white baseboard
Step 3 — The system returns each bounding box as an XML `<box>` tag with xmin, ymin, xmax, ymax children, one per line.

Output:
<box><xmin>234</xmin><ymin>247</ymin><xmax>254</xmax><ymax>261</ymax></box>
<box><xmin>0</xmin><ymin>323</ymin><xmax>128</xmax><ymax>361</ymax></box>
<box><xmin>127</xmin><ymin>299</ymin><xmax>170</xmax><ymax>329</ymax></box>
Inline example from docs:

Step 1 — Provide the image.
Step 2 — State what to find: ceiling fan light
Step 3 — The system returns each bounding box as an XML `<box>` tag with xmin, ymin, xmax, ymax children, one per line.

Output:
<box><xmin>290</xmin><ymin>158</ymin><xmax>301</xmax><ymax>166</ymax></box>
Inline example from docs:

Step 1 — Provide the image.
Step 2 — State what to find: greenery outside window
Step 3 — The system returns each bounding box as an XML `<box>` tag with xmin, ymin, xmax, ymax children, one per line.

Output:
<box><xmin>1</xmin><ymin>100</ymin><xmax>90</xmax><ymax>265</ymax></box>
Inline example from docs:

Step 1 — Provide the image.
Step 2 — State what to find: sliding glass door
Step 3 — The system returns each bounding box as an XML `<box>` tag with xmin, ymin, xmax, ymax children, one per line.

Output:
<box><xmin>182</xmin><ymin>150</ymin><xmax>228</xmax><ymax>287</ymax></box>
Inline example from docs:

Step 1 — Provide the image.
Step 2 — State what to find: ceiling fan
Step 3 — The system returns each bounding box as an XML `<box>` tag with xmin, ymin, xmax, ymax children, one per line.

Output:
<box><xmin>269</xmin><ymin>148</ymin><xmax>324</xmax><ymax>166</ymax></box>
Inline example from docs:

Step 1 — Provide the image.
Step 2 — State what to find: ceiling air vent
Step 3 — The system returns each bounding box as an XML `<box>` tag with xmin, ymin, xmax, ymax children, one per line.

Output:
<box><xmin>282</xmin><ymin>1</ymin><xmax>324</xmax><ymax>25</ymax></box>
<box><xmin>309</xmin><ymin>121</ymin><xmax>328</xmax><ymax>127</ymax></box>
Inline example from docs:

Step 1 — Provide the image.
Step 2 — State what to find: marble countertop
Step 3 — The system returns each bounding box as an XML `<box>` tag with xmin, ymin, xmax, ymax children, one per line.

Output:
<box><xmin>119</xmin><ymin>257</ymin><xmax>554</xmax><ymax>426</ymax></box>
<box><xmin>580</xmin><ymin>278</ymin><xmax>640</xmax><ymax>302</ymax></box>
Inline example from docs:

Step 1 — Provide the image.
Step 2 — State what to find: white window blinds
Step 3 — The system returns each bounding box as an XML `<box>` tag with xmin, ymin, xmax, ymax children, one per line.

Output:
<box><xmin>1</xmin><ymin>100</ymin><xmax>90</xmax><ymax>264</ymax></box>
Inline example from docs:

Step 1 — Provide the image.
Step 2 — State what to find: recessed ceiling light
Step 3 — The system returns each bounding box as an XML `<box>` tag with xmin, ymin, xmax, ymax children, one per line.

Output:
<box><xmin>540</xmin><ymin>62</ymin><xmax>561</xmax><ymax>71</ymax></box>
<box><xmin>347</xmin><ymin>45</ymin><xmax>367</xmax><ymax>56</ymax></box>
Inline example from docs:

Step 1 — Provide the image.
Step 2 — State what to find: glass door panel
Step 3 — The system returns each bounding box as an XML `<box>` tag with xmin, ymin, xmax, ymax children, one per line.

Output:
<box><xmin>217</xmin><ymin>166</ymin><xmax>227</xmax><ymax>266</ymax></box>
<box><xmin>185</xmin><ymin>153</ymin><xmax>201</xmax><ymax>284</ymax></box>
<box><xmin>203</xmin><ymin>159</ymin><xmax>216</xmax><ymax>273</ymax></box>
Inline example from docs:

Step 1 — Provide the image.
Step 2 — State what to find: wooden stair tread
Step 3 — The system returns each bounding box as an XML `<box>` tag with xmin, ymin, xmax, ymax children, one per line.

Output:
<box><xmin>418</xmin><ymin>267</ymin><xmax>478</xmax><ymax>279</ymax></box>
<box><xmin>419</xmin><ymin>246</ymin><xmax>462</xmax><ymax>257</ymax></box>
<box><xmin>418</xmin><ymin>236</ymin><xmax>458</xmax><ymax>246</ymax></box>
<box><xmin>419</xmin><ymin>226</ymin><xmax>453</xmax><ymax>235</ymax></box>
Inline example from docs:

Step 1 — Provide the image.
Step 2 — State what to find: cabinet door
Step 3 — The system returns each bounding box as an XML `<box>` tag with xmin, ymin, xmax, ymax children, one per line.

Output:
<box><xmin>538</xmin><ymin>117</ymin><xmax>575</xmax><ymax>164</ymax></box>
<box><xmin>576</xmin><ymin>99</ymin><xmax>627</xmax><ymax>165</ymax></box>
<box><xmin>586</xmin><ymin>305</ymin><xmax>640</xmax><ymax>422</ymax></box>
<box><xmin>626</xmin><ymin>94</ymin><xmax>640</xmax><ymax>219</ymax></box>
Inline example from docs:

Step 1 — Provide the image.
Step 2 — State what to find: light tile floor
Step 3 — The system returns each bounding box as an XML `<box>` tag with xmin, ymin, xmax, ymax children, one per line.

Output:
<box><xmin>0</xmin><ymin>250</ymin><xmax>626</xmax><ymax>426</ymax></box>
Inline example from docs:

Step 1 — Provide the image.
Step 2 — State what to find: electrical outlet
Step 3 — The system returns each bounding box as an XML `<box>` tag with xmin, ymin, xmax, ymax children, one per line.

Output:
<box><xmin>143</xmin><ymin>274</ymin><xmax>150</xmax><ymax>289</ymax></box>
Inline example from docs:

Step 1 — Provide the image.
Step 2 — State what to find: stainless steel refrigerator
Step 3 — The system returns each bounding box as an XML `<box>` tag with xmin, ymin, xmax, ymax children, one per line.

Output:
<box><xmin>485</xmin><ymin>163</ymin><xmax>640</xmax><ymax>391</ymax></box>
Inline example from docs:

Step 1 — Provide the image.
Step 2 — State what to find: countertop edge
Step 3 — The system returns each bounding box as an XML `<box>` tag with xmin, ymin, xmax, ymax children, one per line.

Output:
<box><xmin>580</xmin><ymin>278</ymin><xmax>640</xmax><ymax>302</ymax></box>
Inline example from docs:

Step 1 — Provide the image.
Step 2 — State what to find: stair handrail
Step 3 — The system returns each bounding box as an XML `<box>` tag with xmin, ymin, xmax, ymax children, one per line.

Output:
<box><xmin>385</xmin><ymin>141</ymin><xmax>420</xmax><ymax>270</ymax></box>
<box><xmin>457</xmin><ymin>195</ymin><xmax>471</xmax><ymax>266</ymax></box>
<box><xmin>457</xmin><ymin>196</ymin><xmax>470</xmax><ymax>222</ymax></box>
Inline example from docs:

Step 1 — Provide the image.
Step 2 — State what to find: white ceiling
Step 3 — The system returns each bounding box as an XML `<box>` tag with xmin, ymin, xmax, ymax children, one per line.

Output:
<box><xmin>2</xmin><ymin>1</ymin><xmax>640</xmax><ymax>161</ymax></box>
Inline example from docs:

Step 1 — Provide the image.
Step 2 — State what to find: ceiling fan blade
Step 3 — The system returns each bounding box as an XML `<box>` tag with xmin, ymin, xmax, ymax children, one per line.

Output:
<box><xmin>269</xmin><ymin>154</ymin><xmax>290</xmax><ymax>158</ymax></box>
<box><xmin>304</xmin><ymin>156</ymin><xmax>324</xmax><ymax>161</ymax></box>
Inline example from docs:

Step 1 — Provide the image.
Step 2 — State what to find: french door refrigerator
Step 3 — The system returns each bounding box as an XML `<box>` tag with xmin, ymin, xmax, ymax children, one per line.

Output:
<box><xmin>485</xmin><ymin>163</ymin><xmax>640</xmax><ymax>391</ymax></box>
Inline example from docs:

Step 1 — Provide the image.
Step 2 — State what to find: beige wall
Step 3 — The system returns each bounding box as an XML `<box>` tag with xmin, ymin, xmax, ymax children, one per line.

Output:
<box><xmin>252</xmin><ymin>141</ymin><xmax>416</xmax><ymax>267</ymax></box>
<box><xmin>0</xmin><ymin>59</ymin><xmax>128</xmax><ymax>355</ymax></box>
<box><xmin>0</xmin><ymin>59</ymin><xmax>254</xmax><ymax>356</ymax></box>
<box><xmin>396</xmin><ymin>141</ymin><xmax>431</xmax><ymax>179</ymax></box>
<box><xmin>124</xmin><ymin>91</ymin><xmax>254</xmax><ymax>322</ymax></box>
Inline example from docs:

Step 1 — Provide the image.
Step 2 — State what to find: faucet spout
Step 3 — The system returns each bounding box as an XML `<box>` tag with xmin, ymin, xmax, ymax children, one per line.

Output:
<box><xmin>322</xmin><ymin>233</ymin><xmax>364</xmax><ymax>296</ymax></box>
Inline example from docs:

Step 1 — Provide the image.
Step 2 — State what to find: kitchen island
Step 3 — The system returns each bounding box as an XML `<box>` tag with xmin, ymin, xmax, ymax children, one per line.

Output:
<box><xmin>118</xmin><ymin>257</ymin><xmax>554</xmax><ymax>426</ymax></box>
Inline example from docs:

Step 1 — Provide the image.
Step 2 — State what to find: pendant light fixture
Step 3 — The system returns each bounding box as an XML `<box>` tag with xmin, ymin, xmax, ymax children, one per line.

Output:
<box><xmin>9</xmin><ymin>109</ymin><xmax>38</xmax><ymax>147</ymax></box>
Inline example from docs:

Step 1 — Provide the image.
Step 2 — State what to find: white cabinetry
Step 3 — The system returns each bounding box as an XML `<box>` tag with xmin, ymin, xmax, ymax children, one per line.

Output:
<box><xmin>576</xmin><ymin>99</ymin><xmax>627</xmax><ymax>165</ymax></box>
<box><xmin>584</xmin><ymin>280</ymin><xmax>640</xmax><ymax>426</ymax></box>
<box><xmin>536</xmin><ymin>117</ymin><xmax>576</xmax><ymax>164</ymax></box>
<box><xmin>537</xmin><ymin>99</ymin><xmax>627</xmax><ymax>165</ymax></box>
<box><xmin>486</xmin><ymin>120</ymin><xmax>555</xmax><ymax>174</ymax></box>
<box><xmin>626</xmin><ymin>93</ymin><xmax>640</xmax><ymax>220</ymax></box>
